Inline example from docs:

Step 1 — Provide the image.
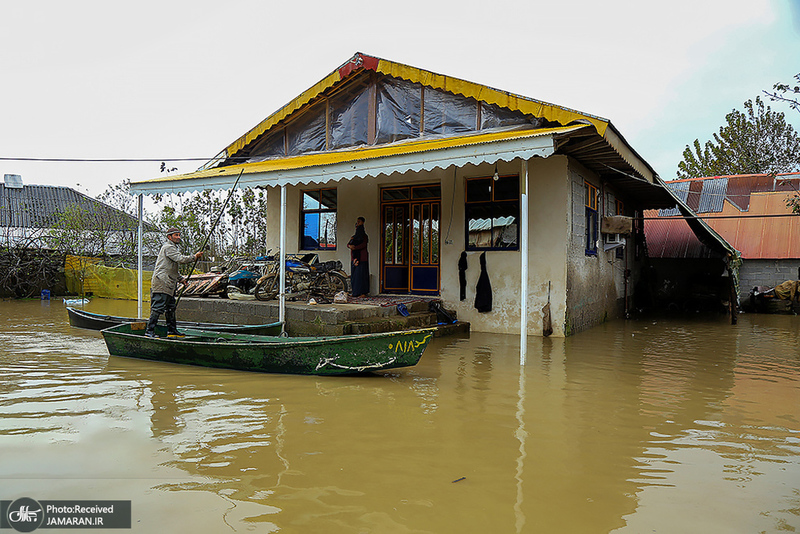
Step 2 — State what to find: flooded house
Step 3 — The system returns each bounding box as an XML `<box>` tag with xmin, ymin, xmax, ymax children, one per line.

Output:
<box><xmin>644</xmin><ymin>172</ymin><xmax>800</xmax><ymax>314</ymax></box>
<box><xmin>130</xmin><ymin>52</ymin><xmax>675</xmax><ymax>336</ymax></box>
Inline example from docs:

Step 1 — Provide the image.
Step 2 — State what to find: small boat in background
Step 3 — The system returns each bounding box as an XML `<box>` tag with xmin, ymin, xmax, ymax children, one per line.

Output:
<box><xmin>63</xmin><ymin>298</ymin><xmax>90</xmax><ymax>306</ymax></box>
<box><xmin>67</xmin><ymin>306</ymin><xmax>282</xmax><ymax>336</ymax></box>
<box><xmin>101</xmin><ymin>323</ymin><xmax>435</xmax><ymax>376</ymax></box>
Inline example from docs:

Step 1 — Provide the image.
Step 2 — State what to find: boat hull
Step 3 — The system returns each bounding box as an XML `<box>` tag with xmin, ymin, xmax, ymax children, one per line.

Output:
<box><xmin>101</xmin><ymin>324</ymin><xmax>434</xmax><ymax>376</ymax></box>
<box><xmin>67</xmin><ymin>307</ymin><xmax>281</xmax><ymax>336</ymax></box>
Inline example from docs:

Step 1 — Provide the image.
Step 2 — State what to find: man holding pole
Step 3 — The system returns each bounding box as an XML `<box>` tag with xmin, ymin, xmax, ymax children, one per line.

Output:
<box><xmin>145</xmin><ymin>228</ymin><xmax>204</xmax><ymax>338</ymax></box>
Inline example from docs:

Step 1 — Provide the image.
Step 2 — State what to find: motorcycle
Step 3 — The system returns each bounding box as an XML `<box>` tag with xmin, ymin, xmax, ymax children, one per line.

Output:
<box><xmin>225</xmin><ymin>254</ymin><xmax>274</xmax><ymax>295</ymax></box>
<box><xmin>253</xmin><ymin>254</ymin><xmax>348</xmax><ymax>302</ymax></box>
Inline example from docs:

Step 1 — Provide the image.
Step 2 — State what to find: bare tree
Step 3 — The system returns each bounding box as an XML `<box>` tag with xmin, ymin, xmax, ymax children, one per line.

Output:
<box><xmin>764</xmin><ymin>73</ymin><xmax>800</xmax><ymax>114</ymax></box>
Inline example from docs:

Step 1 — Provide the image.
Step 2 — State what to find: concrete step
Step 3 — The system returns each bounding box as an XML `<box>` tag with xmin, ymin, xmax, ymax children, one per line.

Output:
<box><xmin>177</xmin><ymin>296</ymin><xmax>468</xmax><ymax>337</ymax></box>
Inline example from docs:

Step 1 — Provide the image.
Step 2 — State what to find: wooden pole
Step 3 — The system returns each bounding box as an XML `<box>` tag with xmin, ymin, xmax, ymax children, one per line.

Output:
<box><xmin>176</xmin><ymin>169</ymin><xmax>243</xmax><ymax>307</ymax></box>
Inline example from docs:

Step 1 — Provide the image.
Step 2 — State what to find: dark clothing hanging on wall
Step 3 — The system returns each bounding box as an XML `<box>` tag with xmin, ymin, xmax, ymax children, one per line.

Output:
<box><xmin>474</xmin><ymin>252</ymin><xmax>492</xmax><ymax>313</ymax></box>
<box><xmin>458</xmin><ymin>251</ymin><xmax>468</xmax><ymax>301</ymax></box>
<box><xmin>348</xmin><ymin>226</ymin><xmax>370</xmax><ymax>297</ymax></box>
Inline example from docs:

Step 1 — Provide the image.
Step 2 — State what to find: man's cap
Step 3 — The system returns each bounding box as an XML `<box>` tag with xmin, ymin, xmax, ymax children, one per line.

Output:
<box><xmin>165</xmin><ymin>227</ymin><xmax>181</xmax><ymax>236</ymax></box>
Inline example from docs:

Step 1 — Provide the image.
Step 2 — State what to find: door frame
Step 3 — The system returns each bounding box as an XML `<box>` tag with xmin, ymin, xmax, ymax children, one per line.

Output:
<box><xmin>379</xmin><ymin>184</ymin><xmax>441</xmax><ymax>295</ymax></box>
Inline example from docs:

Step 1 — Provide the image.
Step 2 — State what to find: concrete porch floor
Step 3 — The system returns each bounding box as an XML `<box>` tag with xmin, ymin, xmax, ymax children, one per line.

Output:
<box><xmin>177</xmin><ymin>296</ymin><xmax>470</xmax><ymax>337</ymax></box>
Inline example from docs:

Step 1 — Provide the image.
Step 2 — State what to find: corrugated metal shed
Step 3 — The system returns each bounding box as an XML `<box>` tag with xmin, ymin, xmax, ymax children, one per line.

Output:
<box><xmin>0</xmin><ymin>183</ymin><xmax>152</xmax><ymax>231</ymax></box>
<box><xmin>646</xmin><ymin>172</ymin><xmax>800</xmax><ymax>259</ymax></box>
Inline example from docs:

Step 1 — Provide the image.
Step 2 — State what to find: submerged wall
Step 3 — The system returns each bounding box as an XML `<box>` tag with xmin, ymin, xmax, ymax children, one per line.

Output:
<box><xmin>565</xmin><ymin>160</ymin><xmax>634</xmax><ymax>335</ymax></box>
<box><xmin>262</xmin><ymin>154</ymin><xmax>643</xmax><ymax>337</ymax></box>
<box><xmin>739</xmin><ymin>259</ymin><xmax>800</xmax><ymax>303</ymax></box>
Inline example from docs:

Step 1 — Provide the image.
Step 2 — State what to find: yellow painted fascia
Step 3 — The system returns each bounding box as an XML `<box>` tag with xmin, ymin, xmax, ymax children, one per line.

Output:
<box><xmin>221</xmin><ymin>54</ymin><xmax>609</xmax><ymax>161</ymax></box>
<box><xmin>225</xmin><ymin>70</ymin><xmax>342</xmax><ymax>158</ymax></box>
<box><xmin>375</xmin><ymin>59</ymin><xmax>609</xmax><ymax>136</ymax></box>
<box><xmin>602</xmin><ymin>126</ymin><xmax>654</xmax><ymax>182</ymax></box>
<box><xmin>135</xmin><ymin>125</ymin><xmax>585</xmax><ymax>186</ymax></box>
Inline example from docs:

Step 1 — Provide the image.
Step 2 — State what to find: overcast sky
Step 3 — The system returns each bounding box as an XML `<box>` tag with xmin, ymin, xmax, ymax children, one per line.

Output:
<box><xmin>2</xmin><ymin>0</ymin><xmax>799</xmax><ymax>198</ymax></box>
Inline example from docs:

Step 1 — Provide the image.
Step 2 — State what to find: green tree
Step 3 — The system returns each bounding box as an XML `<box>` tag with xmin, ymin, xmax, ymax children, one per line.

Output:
<box><xmin>677</xmin><ymin>97</ymin><xmax>800</xmax><ymax>179</ymax></box>
<box><xmin>151</xmin><ymin>187</ymin><xmax>271</xmax><ymax>262</ymax></box>
<box><xmin>96</xmin><ymin>179</ymin><xmax>162</xmax><ymax>264</ymax></box>
<box><xmin>226</xmin><ymin>187</ymin><xmax>270</xmax><ymax>257</ymax></box>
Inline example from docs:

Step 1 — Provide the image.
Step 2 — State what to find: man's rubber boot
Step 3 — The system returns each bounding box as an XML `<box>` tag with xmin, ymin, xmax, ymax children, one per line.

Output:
<box><xmin>165</xmin><ymin>310</ymin><xmax>184</xmax><ymax>337</ymax></box>
<box><xmin>145</xmin><ymin>311</ymin><xmax>160</xmax><ymax>338</ymax></box>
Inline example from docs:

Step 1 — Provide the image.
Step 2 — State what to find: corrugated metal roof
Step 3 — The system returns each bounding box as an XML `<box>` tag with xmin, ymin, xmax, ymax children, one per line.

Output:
<box><xmin>644</xmin><ymin>212</ymin><xmax>721</xmax><ymax>259</ymax></box>
<box><xmin>660</xmin><ymin>181</ymin><xmax>689</xmax><ymax>216</ymax></box>
<box><xmin>699</xmin><ymin>177</ymin><xmax>727</xmax><ymax>213</ymax></box>
<box><xmin>132</xmin><ymin>52</ymin><xmax>670</xmax><ymax>207</ymax></box>
<box><xmin>646</xmin><ymin>172</ymin><xmax>800</xmax><ymax>259</ymax></box>
<box><xmin>131</xmin><ymin>126</ymin><xmax>574</xmax><ymax>194</ymax></box>
<box><xmin>0</xmin><ymin>184</ymin><xmax>152</xmax><ymax>231</ymax></box>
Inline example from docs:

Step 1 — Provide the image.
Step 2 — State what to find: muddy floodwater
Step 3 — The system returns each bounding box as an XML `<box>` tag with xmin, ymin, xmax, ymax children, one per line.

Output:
<box><xmin>1</xmin><ymin>298</ymin><xmax>799</xmax><ymax>533</ymax></box>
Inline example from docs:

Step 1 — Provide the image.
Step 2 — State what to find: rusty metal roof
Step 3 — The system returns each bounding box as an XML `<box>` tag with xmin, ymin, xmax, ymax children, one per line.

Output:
<box><xmin>646</xmin><ymin>172</ymin><xmax>800</xmax><ymax>259</ymax></box>
<box><xmin>644</xmin><ymin>214</ymin><xmax>721</xmax><ymax>259</ymax></box>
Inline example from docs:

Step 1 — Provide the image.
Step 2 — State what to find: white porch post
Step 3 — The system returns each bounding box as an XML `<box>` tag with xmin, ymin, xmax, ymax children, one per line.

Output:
<box><xmin>279</xmin><ymin>184</ymin><xmax>287</xmax><ymax>335</ymax></box>
<box><xmin>137</xmin><ymin>193</ymin><xmax>144</xmax><ymax>319</ymax></box>
<box><xmin>519</xmin><ymin>159</ymin><xmax>529</xmax><ymax>365</ymax></box>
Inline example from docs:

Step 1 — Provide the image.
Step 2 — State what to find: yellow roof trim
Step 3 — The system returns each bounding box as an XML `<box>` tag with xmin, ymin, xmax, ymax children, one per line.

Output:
<box><xmin>220</xmin><ymin>53</ymin><xmax>609</xmax><ymax>160</ymax></box>
<box><xmin>225</xmin><ymin>70</ymin><xmax>342</xmax><ymax>157</ymax></box>
<box><xmin>136</xmin><ymin>125</ymin><xmax>585</xmax><ymax>186</ymax></box>
<box><xmin>375</xmin><ymin>59</ymin><xmax>609</xmax><ymax>136</ymax></box>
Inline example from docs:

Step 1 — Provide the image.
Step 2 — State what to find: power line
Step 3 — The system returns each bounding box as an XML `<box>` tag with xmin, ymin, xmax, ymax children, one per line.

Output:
<box><xmin>643</xmin><ymin>213</ymin><xmax>800</xmax><ymax>220</ymax></box>
<box><xmin>0</xmin><ymin>156</ymin><xmax>212</xmax><ymax>163</ymax></box>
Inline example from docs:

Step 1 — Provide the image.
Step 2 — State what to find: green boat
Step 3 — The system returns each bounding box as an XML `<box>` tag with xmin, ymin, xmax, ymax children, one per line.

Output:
<box><xmin>101</xmin><ymin>323</ymin><xmax>435</xmax><ymax>376</ymax></box>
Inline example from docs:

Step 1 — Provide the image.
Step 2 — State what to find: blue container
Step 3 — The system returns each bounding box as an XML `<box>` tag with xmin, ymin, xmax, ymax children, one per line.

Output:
<box><xmin>40</xmin><ymin>289</ymin><xmax>50</xmax><ymax>300</ymax></box>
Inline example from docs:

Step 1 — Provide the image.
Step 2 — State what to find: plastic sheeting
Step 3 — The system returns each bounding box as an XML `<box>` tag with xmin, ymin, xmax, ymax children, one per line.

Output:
<box><xmin>423</xmin><ymin>88</ymin><xmax>477</xmax><ymax>135</ymax></box>
<box><xmin>65</xmin><ymin>255</ymin><xmax>152</xmax><ymax>300</ymax></box>
<box><xmin>217</xmin><ymin>52</ymin><xmax>613</xmax><ymax>161</ymax></box>
<box><xmin>236</xmin><ymin>74</ymin><xmax>561</xmax><ymax>166</ymax></box>
<box><xmin>330</xmin><ymin>79</ymin><xmax>370</xmax><ymax>150</ymax></box>
<box><xmin>481</xmin><ymin>102</ymin><xmax>536</xmax><ymax>130</ymax></box>
<box><xmin>376</xmin><ymin>77</ymin><xmax>421</xmax><ymax>144</ymax></box>
<box><xmin>286</xmin><ymin>105</ymin><xmax>326</xmax><ymax>156</ymax></box>
<box><xmin>247</xmin><ymin>130</ymin><xmax>286</xmax><ymax>162</ymax></box>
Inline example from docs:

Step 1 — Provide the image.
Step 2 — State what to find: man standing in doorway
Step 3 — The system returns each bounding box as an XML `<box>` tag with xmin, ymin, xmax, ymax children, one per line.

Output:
<box><xmin>145</xmin><ymin>228</ymin><xmax>204</xmax><ymax>338</ymax></box>
<box><xmin>347</xmin><ymin>216</ymin><xmax>370</xmax><ymax>297</ymax></box>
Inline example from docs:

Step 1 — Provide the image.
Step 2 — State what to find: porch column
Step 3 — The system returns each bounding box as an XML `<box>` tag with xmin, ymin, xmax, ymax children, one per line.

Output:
<box><xmin>137</xmin><ymin>193</ymin><xmax>144</xmax><ymax>319</ymax></box>
<box><xmin>279</xmin><ymin>184</ymin><xmax>287</xmax><ymax>335</ymax></box>
<box><xmin>519</xmin><ymin>159</ymin><xmax>529</xmax><ymax>365</ymax></box>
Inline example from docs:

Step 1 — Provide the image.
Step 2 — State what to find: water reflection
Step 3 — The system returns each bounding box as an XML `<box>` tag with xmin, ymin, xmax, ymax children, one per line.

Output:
<box><xmin>1</xmin><ymin>300</ymin><xmax>799</xmax><ymax>532</ymax></box>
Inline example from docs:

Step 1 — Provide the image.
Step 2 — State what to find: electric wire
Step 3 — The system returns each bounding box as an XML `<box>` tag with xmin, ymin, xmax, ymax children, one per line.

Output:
<box><xmin>0</xmin><ymin>156</ymin><xmax>215</xmax><ymax>163</ymax></box>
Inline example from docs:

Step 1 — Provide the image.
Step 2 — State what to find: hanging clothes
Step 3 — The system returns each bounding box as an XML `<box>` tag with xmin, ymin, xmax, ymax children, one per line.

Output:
<box><xmin>474</xmin><ymin>252</ymin><xmax>492</xmax><ymax>313</ymax></box>
<box><xmin>458</xmin><ymin>251</ymin><xmax>468</xmax><ymax>301</ymax></box>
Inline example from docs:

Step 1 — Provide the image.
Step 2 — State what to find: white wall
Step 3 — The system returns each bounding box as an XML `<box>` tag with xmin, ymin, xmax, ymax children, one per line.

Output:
<box><xmin>263</xmin><ymin>155</ymin><xmax>616</xmax><ymax>337</ymax></box>
<box><xmin>439</xmin><ymin>156</ymin><xmax>570</xmax><ymax>336</ymax></box>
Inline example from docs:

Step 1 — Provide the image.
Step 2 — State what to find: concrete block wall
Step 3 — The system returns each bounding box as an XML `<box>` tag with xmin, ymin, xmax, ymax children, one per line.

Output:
<box><xmin>565</xmin><ymin>161</ymin><xmax>631</xmax><ymax>335</ymax></box>
<box><xmin>739</xmin><ymin>259</ymin><xmax>800</xmax><ymax>301</ymax></box>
